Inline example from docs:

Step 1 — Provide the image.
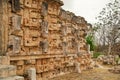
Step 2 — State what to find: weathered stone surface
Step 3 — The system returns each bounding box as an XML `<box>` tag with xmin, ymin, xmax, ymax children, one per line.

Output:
<box><xmin>26</xmin><ymin>68</ymin><xmax>36</xmax><ymax>80</ymax></box>
<box><xmin>41</xmin><ymin>1</ymin><xmax>48</xmax><ymax>16</ymax></box>
<box><xmin>24</xmin><ymin>28</ymin><xmax>40</xmax><ymax>47</ymax></box>
<box><xmin>0</xmin><ymin>56</ymin><xmax>10</xmax><ymax>65</ymax></box>
<box><xmin>13</xmin><ymin>76</ymin><xmax>24</xmax><ymax>80</ymax></box>
<box><xmin>40</xmin><ymin>40</ymin><xmax>49</xmax><ymax>53</ymax></box>
<box><xmin>59</xmin><ymin>9</ymin><xmax>74</xmax><ymax>21</ymax></box>
<box><xmin>0</xmin><ymin>0</ymin><xmax>91</xmax><ymax>80</ymax></box>
<box><xmin>75</xmin><ymin>62</ymin><xmax>81</xmax><ymax>73</ymax></box>
<box><xmin>41</xmin><ymin>20</ymin><xmax>48</xmax><ymax>38</ymax></box>
<box><xmin>16</xmin><ymin>65</ymin><xmax>24</xmax><ymax>75</ymax></box>
<box><xmin>0</xmin><ymin>65</ymin><xmax>16</xmax><ymax>78</ymax></box>
<box><xmin>0</xmin><ymin>76</ymin><xmax>24</xmax><ymax>80</ymax></box>
<box><xmin>0</xmin><ymin>0</ymin><xmax>8</xmax><ymax>55</ymax></box>
<box><xmin>12</xmin><ymin>14</ymin><xmax>22</xmax><ymax>31</ymax></box>
<box><xmin>11</xmin><ymin>0</ymin><xmax>21</xmax><ymax>12</ymax></box>
<box><xmin>52</xmin><ymin>0</ymin><xmax>64</xmax><ymax>6</ymax></box>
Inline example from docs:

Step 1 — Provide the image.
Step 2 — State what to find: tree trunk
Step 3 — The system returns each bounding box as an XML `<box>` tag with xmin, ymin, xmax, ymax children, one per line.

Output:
<box><xmin>108</xmin><ymin>43</ymin><xmax>112</xmax><ymax>56</ymax></box>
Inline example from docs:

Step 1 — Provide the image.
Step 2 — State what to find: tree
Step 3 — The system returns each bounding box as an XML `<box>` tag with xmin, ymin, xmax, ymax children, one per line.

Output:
<box><xmin>95</xmin><ymin>0</ymin><xmax>120</xmax><ymax>55</ymax></box>
<box><xmin>86</xmin><ymin>35</ymin><xmax>95</xmax><ymax>51</ymax></box>
<box><xmin>86</xmin><ymin>26</ymin><xmax>96</xmax><ymax>51</ymax></box>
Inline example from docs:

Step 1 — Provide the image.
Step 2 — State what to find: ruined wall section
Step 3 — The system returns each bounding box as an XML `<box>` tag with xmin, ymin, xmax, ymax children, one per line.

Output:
<box><xmin>5</xmin><ymin>0</ymin><xmax>91</xmax><ymax>79</ymax></box>
<box><xmin>7</xmin><ymin>0</ymin><xmax>43</xmax><ymax>56</ymax></box>
<box><xmin>59</xmin><ymin>9</ymin><xmax>90</xmax><ymax>70</ymax></box>
<box><xmin>0</xmin><ymin>0</ymin><xmax>8</xmax><ymax>55</ymax></box>
<box><xmin>59</xmin><ymin>9</ymin><xmax>88</xmax><ymax>55</ymax></box>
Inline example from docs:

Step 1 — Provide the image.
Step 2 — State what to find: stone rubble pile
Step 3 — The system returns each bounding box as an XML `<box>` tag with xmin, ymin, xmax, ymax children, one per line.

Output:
<box><xmin>97</xmin><ymin>55</ymin><xmax>120</xmax><ymax>65</ymax></box>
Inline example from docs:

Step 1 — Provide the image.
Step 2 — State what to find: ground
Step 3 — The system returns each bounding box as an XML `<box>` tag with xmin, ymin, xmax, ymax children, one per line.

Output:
<box><xmin>50</xmin><ymin>66</ymin><xmax>120</xmax><ymax>80</ymax></box>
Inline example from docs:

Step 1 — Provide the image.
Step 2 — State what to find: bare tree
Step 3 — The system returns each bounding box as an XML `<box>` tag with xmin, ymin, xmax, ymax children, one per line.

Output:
<box><xmin>95</xmin><ymin>0</ymin><xmax>120</xmax><ymax>55</ymax></box>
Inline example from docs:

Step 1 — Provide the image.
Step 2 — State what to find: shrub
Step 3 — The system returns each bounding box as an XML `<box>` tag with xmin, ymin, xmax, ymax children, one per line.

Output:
<box><xmin>93</xmin><ymin>52</ymin><xmax>102</xmax><ymax>58</ymax></box>
<box><xmin>86</xmin><ymin>35</ymin><xmax>96</xmax><ymax>51</ymax></box>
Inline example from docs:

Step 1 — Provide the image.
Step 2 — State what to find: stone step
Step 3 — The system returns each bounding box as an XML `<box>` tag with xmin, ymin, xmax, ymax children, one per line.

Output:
<box><xmin>0</xmin><ymin>76</ymin><xmax>24</xmax><ymax>80</ymax></box>
<box><xmin>0</xmin><ymin>65</ymin><xmax>16</xmax><ymax>78</ymax></box>
<box><xmin>0</xmin><ymin>56</ymin><xmax>10</xmax><ymax>65</ymax></box>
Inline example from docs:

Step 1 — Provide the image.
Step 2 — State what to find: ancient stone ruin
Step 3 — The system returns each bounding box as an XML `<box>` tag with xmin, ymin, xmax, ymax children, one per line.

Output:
<box><xmin>0</xmin><ymin>0</ymin><xmax>91</xmax><ymax>80</ymax></box>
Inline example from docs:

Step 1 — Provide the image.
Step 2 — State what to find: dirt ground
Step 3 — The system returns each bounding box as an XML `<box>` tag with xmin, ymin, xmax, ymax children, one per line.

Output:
<box><xmin>49</xmin><ymin>67</ymin><xmax>120</xmax><ymax>80</ymax></box>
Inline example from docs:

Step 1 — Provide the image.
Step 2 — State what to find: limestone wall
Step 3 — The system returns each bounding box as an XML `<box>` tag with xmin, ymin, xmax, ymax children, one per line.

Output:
<box><xmin>0</xmin><ymin>0</ymin><xmax>91</xmax><ymax>79</ymax></box>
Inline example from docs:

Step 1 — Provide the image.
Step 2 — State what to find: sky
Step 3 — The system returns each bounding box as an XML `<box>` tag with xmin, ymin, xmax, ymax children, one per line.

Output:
<box><xmin>62</xmin><ymin>0</ymin><xmax>110</xmax><ymax>23</ymax></box>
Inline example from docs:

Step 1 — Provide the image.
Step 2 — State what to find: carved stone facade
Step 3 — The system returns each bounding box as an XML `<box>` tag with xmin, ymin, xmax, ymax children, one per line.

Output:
<box><xmin>0</xmin><ymin>0</ymin><xmax>91</xmax><ymax>80</ymax></box>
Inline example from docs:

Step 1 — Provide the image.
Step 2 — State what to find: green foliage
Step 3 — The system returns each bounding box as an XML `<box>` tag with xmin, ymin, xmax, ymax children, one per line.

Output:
<box><xmin>93</xmin><ymin>52</ymin><xmax>102</xmax><ymax>58</ymax></box>
<box><xmin>86</xmin><ymin>35</ymin><xmax>96</xmax><ymax>51</ymax></box>
<box><xmin>92</xmin><ymin>26</ymin><xmax>99</xmax><ymax>32</ymax></box>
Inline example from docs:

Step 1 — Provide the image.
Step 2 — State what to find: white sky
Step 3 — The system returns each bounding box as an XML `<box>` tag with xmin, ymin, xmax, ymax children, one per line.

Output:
<box><xmin>62</xmin><ymin>0</ymin><xmax>110</xmax><ymax>23</ymax></box>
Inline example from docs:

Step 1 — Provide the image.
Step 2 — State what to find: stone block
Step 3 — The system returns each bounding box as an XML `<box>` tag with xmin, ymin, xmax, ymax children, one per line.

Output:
<box><xmin>36</xmin><ymin>65</ymin><xmax>44</xmax><ymax>73</ymax></box>
<box><xmin>61</xmin><ymin>25</ymin><xmax>67</xmax><ymax>36</ymax></box>
<box><xmin>59</xmin><ymin>9</ymin><xmax>74</xmax><ymax>21</ymax></box>
<box><xmin>50</xmin><ymin>23</ymin><xmax>61</xmax><ymax>31</ymax></box>
<box><xmin>48</xmin><ymin>4</ymin><xmax>59</xmax><ymax>15</ymax></box>
<box><xmin>25</xmin><ymin>59</ymin><xmax>36</xmax><ymax>65</ymax></box>
<box><xmin>41</xmin><ymin>2</ymin><xmax>48</xmax><ymax>16</ymax></box>
<box><xmin>11</xmin><ymin>30</ymin><xmax>23</xmax><ymax>37</ymax></box>
<box><xmin>30</xmin><ymin>47</ymin><xmax>41</xmax><ymax>55</ymax></box>
<box><xmin>41</xmin><ymin>20</ymin><xmax>48</xmax><ymax>38</ymax></box>
<box><xmin>40</xmin><ymin>40</ymin><xmax>49</xmax><ymax>53</ymax></box>
<box><xmin>72</xmin><ymin>16</ymin><xmax>82</xmax><ymax>24</ymax></box>
<box><xmin>24</xmin><ymin>28</ymin><xmax>40</xmax><ymax>47</ymax></box>
<box><xmin>0</xmin><ymin>76</ymin><xmax>24</xmax><ymax>80</ymax></box>
<box><xmin>23</xmin><ymin>9</ymin><xmax>30</xmax><ymax>26</ymax></box>
<box><xmin>59</xmin><ymin>9</ymin><xmax>66</xmax><ymax>19</ymax></box>
<box><xmin>36</xmin><ymin>59</ymin><xmax>42</xmax><ymax>65</ymax></box>
<box><xmin>12</xmin><ymin>15</ymin><xmax>22</xmax><ymax>31</ymax></box>
<box><xmin>13</xmin><ymin>36</ymin><xmax>21</xmax><ymax>53</ymax></box>
<box><xmin>36</xmin><ymin>73</ymin><xmax>42</xmax><ymax>80</ymax></box>
<box><xmin>30</xmin><ymin>9</ymin><xmax>39</xmax><ymax>18</ymax></box>
<box><xmin>49</xmin><ymin>64</ymin><xmax>54</xmax><ymax>70</ymax></box>
<box><xmin>0</xmin><ymin>56</ymin><xmax>10</xmax><ymax>65</ymax></box>
<box><xmin>43</xmin><ymin>64</ymin><xmax>49</xmax><ymax>72</ymax></box>
<box><xmin>0</xmin><ymin>65</ymin><xmax>8</xmax><ymax>78</ymax></box>
<box><xmin>17</xmin><ymin>60</ymin><xmax>24</xmax><ymax>65</ymax></box>
<box><xmin>17</xmin><ymin>65</ymin><xmax>24</xmax><ymax>75</ymax></box>
<box><xmin>0</xmin><ymin>65</ymin><xmax>16</xmax><ymax>78</ymax></box>
<box><xmin>24</xmin><ymin>0</ymin><xmax>32</xmax><ymax>7</ymax></box>
<box><xmin>8</xmin><ymin>66</ymin><xmax>17</xmax><ymax>77</ymax></box>
<box><xmin>8</xmin><ymin>35</ymin><xmax>21</xmax><ymax>54</ymax></box>
<box><xmin>31</xmin><ymin>0</ymin><xmax>39</xmax><ymax>9</ymax></box>
<box><xmin>20</xmin><ymin>0</ymin><xmax>24</xmax><ymax>4</ymax></box>
<box><xmin>11</xmin><ymin>0</ymin><xmax>21</xmax><ymax>12</ymax></box>
<box><xmin>13</xmin><ymin>76</ymin><xmax>24</xmax><ymax>80</ymax></box>
<box><xmin>67</xmin><ymin>27</ymin><xmax>72</xmax><ymax>34</ymax></box>
<box><xmin>16</xmin><ymin>8</ymin><xmax>24</xmax><ymax>16</ymax></box>
<box><xmin>30</xmin><ymin>18</ymin><xmax>39</xmax><ymax>27</ymax></box>
<box><xmin>26</xmin><ymin>68</ymin><xmax>36</xmax><ymax>80</ymax></box>
<box><xmin>48</xmin><ymin>15</ymin><xmax>58</xmax><ymax>23</ymax></box>
<box><xmin>42</xmin><ymin>72</ymin><xmax>50</xmax><ymax>79</ymax></box>
<box><xmin>19</xmin><ymin>46</ymin><xmax>29</xmax><ymax>55</ymax></box>
<box><xmin>24</xmin><ymin>65</ymin><xmax>35</xmax><ymax>72</ymax></box>
<box><xmin>41</xmin><ymin>59</ymin><xmax>47</xmax><ymax>65</ymax></box>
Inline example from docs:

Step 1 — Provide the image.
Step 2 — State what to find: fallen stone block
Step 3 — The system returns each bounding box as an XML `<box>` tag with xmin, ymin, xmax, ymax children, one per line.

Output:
<box><xmin>0</xmin><ymin>65</ymin><xmax>16</xmax><ymax>78</ymax></box>
<box><xmin>0</xmin><ymin>76</ymin><xmax>24</xmax><ymax>80</ymax></box>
